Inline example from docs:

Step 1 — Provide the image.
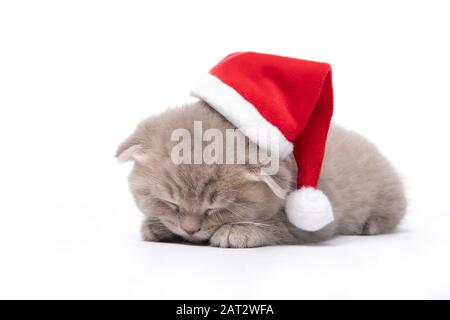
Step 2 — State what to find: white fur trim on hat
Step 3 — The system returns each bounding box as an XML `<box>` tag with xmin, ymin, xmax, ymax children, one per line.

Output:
<box><xmin>191</xmin><ymin>74</ymin><xmax>294</xmax><ymax>159</ymax></box>
<box><xmin>285</xmin><ymin>187</ymin><xmax>334</xmax><ymax>232</ymax></box>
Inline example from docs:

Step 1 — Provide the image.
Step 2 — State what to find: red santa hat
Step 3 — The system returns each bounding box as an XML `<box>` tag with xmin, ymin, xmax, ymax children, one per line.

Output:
<box><xmin>191</xmin><ymin>52</ymin><xmax>334</xmax><ymax>232</ymax></box>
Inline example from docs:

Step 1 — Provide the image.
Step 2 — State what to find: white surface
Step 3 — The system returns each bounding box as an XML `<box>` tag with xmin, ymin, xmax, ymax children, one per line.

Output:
<box><xmin>1</xmin><ymin>0</ymin><xmax>450</xmax><ymax>299</ymax></box>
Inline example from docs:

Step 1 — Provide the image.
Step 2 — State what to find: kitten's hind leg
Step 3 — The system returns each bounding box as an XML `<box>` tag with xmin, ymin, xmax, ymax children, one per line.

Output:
<box><xmin>361</xmin><ymin>213</ymin><xmax>404</xmax><ymax>235</ymax></box>
<box><xmin>361</xmin><ymin>188</ymin><xmax>407</xmax><ymax>235</ymax></box>
<box><xmin>361</xmin><ymin>216</ymin><xmax>385</xmax><ymax>235</ymax></box>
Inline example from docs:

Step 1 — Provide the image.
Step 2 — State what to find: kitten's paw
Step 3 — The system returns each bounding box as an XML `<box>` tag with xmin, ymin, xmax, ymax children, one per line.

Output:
<box><xmin>141</xmin><ymin>224</ymin><xmax>158</xmax><ymax>241</ymax></box>
<box><xmin>209</xmin><ymin>224</ymin><xmax>269</xmax><ymax>248</ymax></box>
<box><xmin>361</xmin><ymin>216</ymin><xmax>394</xmax><ymax>235</ymax></box>
<box><xmin>141</xmin><ymin>219</ymin><xmax>179</xmax><ymax>242</ymax></box>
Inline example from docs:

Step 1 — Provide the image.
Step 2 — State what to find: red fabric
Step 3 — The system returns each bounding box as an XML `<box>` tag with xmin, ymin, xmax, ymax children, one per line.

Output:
<box><xmin>209</xmin><ymin>52</ymin><xmax>334</xmax><ymax>188</ymax></box>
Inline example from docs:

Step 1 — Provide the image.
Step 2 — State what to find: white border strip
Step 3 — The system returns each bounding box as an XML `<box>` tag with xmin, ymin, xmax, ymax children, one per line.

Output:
<box><xmin>190</xmin><ymin>74</ymin><xmax>293</xmax><ymax>159</ymax></box>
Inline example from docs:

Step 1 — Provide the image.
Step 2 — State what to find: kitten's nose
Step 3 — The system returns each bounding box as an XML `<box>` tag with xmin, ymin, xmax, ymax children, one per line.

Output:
<box><xmin>182</xmin><ymin>226</ymin><xmax>201</xmax><ymax>236</ymax></box>
<box><xmin>180</xmin><ymin>215</ymin><xmax>203</xmax><ymax>236</ymax></box>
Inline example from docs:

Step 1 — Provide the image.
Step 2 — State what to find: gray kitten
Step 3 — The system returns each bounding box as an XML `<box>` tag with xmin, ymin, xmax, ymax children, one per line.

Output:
<box><xmin>117</xmin><ymin>101</ymin><xmax>406</xmax><ymax>247</ymax></box>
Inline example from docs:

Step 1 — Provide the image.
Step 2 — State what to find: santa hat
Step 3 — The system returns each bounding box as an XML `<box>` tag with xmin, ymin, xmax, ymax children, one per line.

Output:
<box><xmin>190</xmin><ymin>52</ymin><xmax>334</xmax><ymax>232</ymax></box>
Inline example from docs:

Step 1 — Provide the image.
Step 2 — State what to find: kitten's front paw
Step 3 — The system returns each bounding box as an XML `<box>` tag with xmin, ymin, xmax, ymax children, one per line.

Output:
<box><xmin>209</xmin><ymin>224</ymin><xmax>270</xmax><ymax>248</ymax></box>
<box><xmin>141</xmin><ymin>224</ymin><xmax>159</xmax><ymax>241</ymax></box>
<box><xmin>141</xmin><ymin>219</ymin><xmax>179</xmax><ymax>242</ymax></box>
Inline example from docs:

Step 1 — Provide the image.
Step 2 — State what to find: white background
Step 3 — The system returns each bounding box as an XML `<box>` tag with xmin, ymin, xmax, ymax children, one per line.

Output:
<box><xmin>1</xmin><ymin>0</ymin><xmax>449</xmax><ymax>299</ymax></box>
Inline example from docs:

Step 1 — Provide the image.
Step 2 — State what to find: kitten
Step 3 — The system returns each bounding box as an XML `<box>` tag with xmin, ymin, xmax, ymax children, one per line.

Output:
<box><xmin>117</xmin><ymin>101</ymin><xmax>406</xmax><ymax>247</ymax></box>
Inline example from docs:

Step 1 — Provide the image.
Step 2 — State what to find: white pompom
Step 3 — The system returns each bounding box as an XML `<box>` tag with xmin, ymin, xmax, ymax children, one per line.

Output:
<box><xmin>285</xmin><ymin>187</ymin><xmax>334</xmax><ymax>232</ymax></box>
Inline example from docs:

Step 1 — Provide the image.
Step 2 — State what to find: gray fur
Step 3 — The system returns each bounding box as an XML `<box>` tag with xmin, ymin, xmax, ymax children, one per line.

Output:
<box><xmin>117</xmin><ymin>101</ymin><xmax>407</xmax><ymax>247</ymax></box>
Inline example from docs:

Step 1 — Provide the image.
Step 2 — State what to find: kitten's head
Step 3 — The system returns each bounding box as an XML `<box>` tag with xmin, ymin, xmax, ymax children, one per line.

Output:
<box><xmin>116</xmin><ymin>101</ymin><xmax>294</xmax><ymax>242</ymax></box>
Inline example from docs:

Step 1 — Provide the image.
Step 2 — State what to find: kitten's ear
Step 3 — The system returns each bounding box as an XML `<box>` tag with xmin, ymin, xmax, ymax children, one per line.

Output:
<box><xmin>246</xmin><ymin>170</ymin><xmax>287</xmax><ymax>200</ymax></box>
<box><xmin>116</xmin><ymin>135</ymin><xmax>147</xmax><ymax>163</ymax></box>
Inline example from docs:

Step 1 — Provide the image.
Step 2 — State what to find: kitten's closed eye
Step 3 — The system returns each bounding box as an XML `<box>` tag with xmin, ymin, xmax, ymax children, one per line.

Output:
<box><xmin>158</xmin><ymin>197</ymin><xmax>226</xmax><ymax>218</ymax></box>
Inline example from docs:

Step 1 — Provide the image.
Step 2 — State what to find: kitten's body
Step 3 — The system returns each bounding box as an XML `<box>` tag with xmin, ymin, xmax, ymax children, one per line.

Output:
<box><xmin>117</xmin><ymin>101</ymin><xmax>406</xmax><ymax>247</ymax></box>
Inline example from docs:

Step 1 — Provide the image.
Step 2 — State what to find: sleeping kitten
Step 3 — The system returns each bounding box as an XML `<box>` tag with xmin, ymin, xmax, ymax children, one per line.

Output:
<box><xmin>117</xmin><ymin>101</ymin><xmax>406</xmax><ymax>247</ymax></box>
